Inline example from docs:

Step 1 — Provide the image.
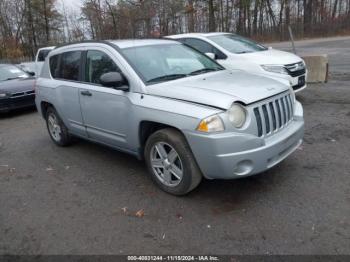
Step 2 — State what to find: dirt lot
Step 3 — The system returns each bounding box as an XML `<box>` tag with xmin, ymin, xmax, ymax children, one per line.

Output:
<box><xmin>0</xmin><ymin>37</ymin><xmax>349</xmax><ymax>255</ymax></box>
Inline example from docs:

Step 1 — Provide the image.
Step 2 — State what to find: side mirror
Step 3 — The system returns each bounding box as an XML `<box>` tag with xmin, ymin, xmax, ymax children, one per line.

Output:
<box><xmin>205</xmin><ymin>52</ymin><xmax>216</xmax><ymax>60</ymax></box>
<box><xmin>100</xmin><ymin>72</ymin><xmax>129</xmax><ymax>91</ymax></box>
<box><xmin>27</xmin><ymin>71</ymin><xmax>35</xmax><ymax>76</ymax></box>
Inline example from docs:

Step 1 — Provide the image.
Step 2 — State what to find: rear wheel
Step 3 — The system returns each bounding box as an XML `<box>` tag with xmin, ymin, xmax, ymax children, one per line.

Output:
<box><xmin>45</xmin><ymin>107</ymin><xmax>72</xmax><ymax>146</ymax></box>
<box><xmin>144</xmin><ymin>128</ymin><xmax>202</xmax><ymax>195</ymax></box>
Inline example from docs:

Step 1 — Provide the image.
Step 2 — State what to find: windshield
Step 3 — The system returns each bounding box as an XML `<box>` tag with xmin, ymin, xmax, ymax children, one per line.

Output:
<box><xmin>121</xmin><ymin>43</ymin><xmax>223</xmax><ymax>84</ymax></box>
<box><xmin>208</xmin><ymin>34</ymin><xmax>267</xmax><ymax>54</ymax></box>
<box><xmin>0</xmin><ymin>65</ymin><xmax>29</xmax><ymax>81</ymax></box>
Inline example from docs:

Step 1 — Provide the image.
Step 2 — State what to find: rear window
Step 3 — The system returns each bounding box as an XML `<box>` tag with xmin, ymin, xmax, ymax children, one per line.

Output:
<box><xmin>49</xmin><ymin>51</ymin><xmax>81</xmax><ymax>81</ymax></box>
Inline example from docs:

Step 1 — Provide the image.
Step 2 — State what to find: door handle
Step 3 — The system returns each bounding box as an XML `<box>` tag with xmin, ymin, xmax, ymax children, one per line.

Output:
<box><xmin>81</xmin><ymin>90</ymin><xmax>92</xmax><ymax>96</ymax></box>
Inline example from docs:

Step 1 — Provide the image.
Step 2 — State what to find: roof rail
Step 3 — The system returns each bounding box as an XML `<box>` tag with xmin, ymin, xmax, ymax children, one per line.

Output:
<box><xmin>54</xmin><ymin>40</ymin><xmax>114</xmax><ymax>50</ymax></box>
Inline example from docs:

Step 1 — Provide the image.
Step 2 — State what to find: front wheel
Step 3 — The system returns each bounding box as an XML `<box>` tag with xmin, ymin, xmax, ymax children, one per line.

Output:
<box><xmin>144</xmin><ymin>128</ymin><xmax>202</xmax><ymax>195</ymax></box>
<box><xmin>45</xmin><ymin>107</ymin><xmax>72</xmax><ymax>146</ymax></box>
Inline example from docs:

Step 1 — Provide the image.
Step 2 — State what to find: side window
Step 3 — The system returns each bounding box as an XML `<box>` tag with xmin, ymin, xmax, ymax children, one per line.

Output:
<box><xmin>177</xmin><ymin>38</ymin><xmax>187</xmax><ymax>44</ymax></box>
<box><xmin>85</xmin><ymin>50</ymin><xmax>120</xmax><ymax>85</ymax></box>
<box><xmin>59</xmin><ymin>51</ymin><xmax>81</xmax><ymax>81</ymax></box>
<box><xmin>185</xmin><ymin>38</ymin><xmax>213</xmax><ymax>54</ymax></box>
<box><xmin>49</xmin><ymin>54</ymin><xmax>60</xmax><ymax>78</ymax></box>
<box><xmin>185</xmin><ymin>38</ymin><xmax>227</xmax><ymax>60</ymax></box>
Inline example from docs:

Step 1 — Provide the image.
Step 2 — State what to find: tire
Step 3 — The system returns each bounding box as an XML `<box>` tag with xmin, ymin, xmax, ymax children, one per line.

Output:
<box><xmin>144</xmin><ymin>128</ymin><xmax>202</xmax><ymax>195</ymax></box>
<box><xmin>45</xmin><ymin>107</ymin><xmax>72</xmax><ymax>146</ymax></box>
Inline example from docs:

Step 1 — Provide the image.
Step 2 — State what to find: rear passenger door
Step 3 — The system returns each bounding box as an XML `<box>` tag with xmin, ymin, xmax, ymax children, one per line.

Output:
<box><xmin>79</xmin><ymin>49</ymin><xmax>130</xmax><ymax>149</ymax></box>
<box><xmin>49</xmin><ymin>50</ymin><xmax>87</xmax><ymax>137</ymax></box>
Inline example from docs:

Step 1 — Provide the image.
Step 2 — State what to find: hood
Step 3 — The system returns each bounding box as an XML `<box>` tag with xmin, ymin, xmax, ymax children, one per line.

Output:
<box><xmin>237</xmin><ymin>49</ymin><xmax>302</xmax><ymax>65</ymax></box>
<box><xmin>0</xmin><ymin>77</ymin><xmax>35</xmax><ymax>94</ymax></box>
<box><xmin>146</xmin><ymin>70</ymin><xmax>290</xmax><ymax>109</ymax></box>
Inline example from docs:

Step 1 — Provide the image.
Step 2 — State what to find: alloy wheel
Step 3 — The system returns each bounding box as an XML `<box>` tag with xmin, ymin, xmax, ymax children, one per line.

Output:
<box><xmin>150</xmin><ymin>142</ymin><xmax>184</xmax><ymax>187</ymax></box>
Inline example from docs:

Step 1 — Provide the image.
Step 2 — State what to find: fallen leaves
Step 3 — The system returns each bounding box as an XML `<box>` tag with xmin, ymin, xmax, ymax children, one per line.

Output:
<box><xmin>0</xmin><ymin>165</ymin><xmax>15</xmax><ymax>174</ymax></box>
<box><xmin>135</xmin><ymin>209</ymin><xmax>145</xmax><ymax>218</ymax></box>
<box><xmin>120</xmin><ymin>207</ymin><xmax>145</xmax><ymax>218</ymax></box>
<box><xmin>176</xmin><ymin>213</ymin><xmax>183</xmax><ymax>220</ymax></box>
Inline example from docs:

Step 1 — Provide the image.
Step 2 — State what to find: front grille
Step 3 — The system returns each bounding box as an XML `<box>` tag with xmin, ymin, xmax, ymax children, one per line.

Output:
<box><xmin>10</xmin><ymin>90</ymin><xmax>35</xmax><ymax>98</ymax></box>
<box><xmin>285</xmin><ymin>62</ymin><xmax>306</xmax><ymax>77</ymax></box>
<box><xmin>288</xmin><ymin>68</ymin><xmax>306</xmax><ymax>77</ymax></box>
<box><xmin>253</xmin><ymin>93</ymin><xmax>294</xmax><ymax>137</ymax></box>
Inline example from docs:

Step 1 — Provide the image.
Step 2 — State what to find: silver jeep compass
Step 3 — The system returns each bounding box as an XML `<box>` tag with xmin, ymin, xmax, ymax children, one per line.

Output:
<box><xmin>35</xmin><ymin>39</ymin><xmax>304</xmax><ymax>195</ymax></box>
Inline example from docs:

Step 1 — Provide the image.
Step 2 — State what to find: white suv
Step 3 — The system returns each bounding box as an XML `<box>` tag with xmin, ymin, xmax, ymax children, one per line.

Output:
<box><xmin>167</xmin><ymin>33</ymin><xmax>307</xmax><ymax>92</ymax></box>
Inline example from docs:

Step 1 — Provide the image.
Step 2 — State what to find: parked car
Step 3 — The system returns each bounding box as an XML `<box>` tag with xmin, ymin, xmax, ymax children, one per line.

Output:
<box><xmin>166</xmin><ymin>33</ymin><xmax>307</xmax><ymax>92</ymax></box>
<box><xmin>19</xmin><ymin>46</ymin><xmax>55</xmax><ymax>76</ymax></box>
<box><xmin>35</xmin><ymin>46</ymin><xmax>55</xmax><ymax>75</ymax></box>
<box><xmin>0</xmin><ymin>64</ymin><xmax>36</xmax><ymax>113</ymax></box>
<box><xmin>17</xmin><ymin>63</ymin><xmax>36</xmax><ymax>75</ymax></box>
<box><xmin>35</xmin><ymin>39</ymin><xmax>304</xmax><ymax>195</ymax></box>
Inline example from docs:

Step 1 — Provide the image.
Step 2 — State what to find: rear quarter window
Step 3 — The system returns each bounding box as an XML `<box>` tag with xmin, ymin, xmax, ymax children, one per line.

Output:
<box><xmin>49</xmin><ymin>54</ymin><xmax>60</xmax><ymax>78</ymax></box>
<box><xmin>59</xmin><ymin>51</ymin><xmax>81</xmax><ymax>81</ymax></box>
<box><xmin>49</xmin><ymin>51</ymin><xmax>81</xmax><ymax>81</ymax></box>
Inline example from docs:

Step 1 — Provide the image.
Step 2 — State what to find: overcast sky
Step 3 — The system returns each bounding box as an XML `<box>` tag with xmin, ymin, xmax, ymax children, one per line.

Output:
<box><xmin>58</xmin><ymin>0</ymin><xmax>83</xmax><ymax>12</ymax></box>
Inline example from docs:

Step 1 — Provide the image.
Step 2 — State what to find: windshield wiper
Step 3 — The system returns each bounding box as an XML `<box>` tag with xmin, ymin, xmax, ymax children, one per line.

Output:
<box><xmin>189</xmin><ymin>68</ymin><xmax>220</xmax><ymax>76</ymax></box>
<box><xmin>147</xmin><ymin>74</ymin><xmax>188</xmax><ymax>83</ymax></box>
<box><xmin>236</xmin><ymin>51</ymin><xmax>252</xmax><ymax>54</ymax></box>
<box><xmin>2</xmin><ymin>77</ymin><xmax>20</xmax><ymax>81</ymax></box>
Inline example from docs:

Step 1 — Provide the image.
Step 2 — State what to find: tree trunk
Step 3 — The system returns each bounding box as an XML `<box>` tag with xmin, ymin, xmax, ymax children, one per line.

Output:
<box><xmin>187</xmin><ymin>0</ymin><xmax>195</xmax><ymax>32</ymax></box>
<box><xmin>237</xmin><ymin>0</ymin><xmax>243</xmax><ymax>33</ymax></box>
<box><xmin>106</xmin><ymin>0</ymin><xmax>118</xmax><ymax>38</ymax></box>
<box><xmin>26</xmin><ymin>0</ymin><xmax>37</xmax><ymax>58</ymax></box>
<box><xmin>266</xmin><ymin>0</ymin><xmax>277</xmax><ymax>30</ymax></box>
<box><xmin>332</xmin><ymin>0</ymin><xmax>338</xmax><ymax>19</ymax></box>
<box><xmin>285</xmin><ymin>0</ymin><xmax>290</xmax><ymax>38</ymax></box>
<box><xmin>279</xmin><ymin>0</ymin><xmax>285</xmax><ymax>39</ymax></box>
<box><xmin>303</xmin><ymin>0</ymin><xmax>312</xmax><ymax>35</ymax></box>
<box><xmin>43</xmin><ymin>0</ymin><xmax>50</xmax><ymax>43</ymax></box>
<box><xmin>208</xmin><ymin>0</ymin><xmax>215</xmax><ymax>32</ymax></box>
<box><xmin>253</xmin><ymin>0</ymin><xmax>259</xmax><ymax>35</ymax></box>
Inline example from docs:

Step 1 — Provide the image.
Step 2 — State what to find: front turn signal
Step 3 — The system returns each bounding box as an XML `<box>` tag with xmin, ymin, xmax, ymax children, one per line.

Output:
<box><xmin>196</xmin><ymin>115</ymin><xmax>224</xmax><ymax>133</ymax></box>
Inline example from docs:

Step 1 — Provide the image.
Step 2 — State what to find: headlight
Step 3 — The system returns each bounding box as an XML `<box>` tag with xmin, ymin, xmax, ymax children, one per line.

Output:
<box><xmin>0</xmin><ymin>93</ymin><xmax>9</xmax><ymax>98</ymax></box>
<box><xmin>197</xmin><ymin>115</ymin><xmax>224</xmax><ymax>132</ymax></box>
<box><xmin>228</xmin><ymin>103</ymin><xmax>246</xmax><ymax>128</ymax></box>
<box><xmin>261</xmin><ymin>65</ymin><xmax>289</xmax><ymax>75</ymax></box>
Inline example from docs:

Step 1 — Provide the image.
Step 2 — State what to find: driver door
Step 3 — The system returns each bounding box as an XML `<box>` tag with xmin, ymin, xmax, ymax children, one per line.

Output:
<box><xmin>79</xmin><ymin>49</ymin><xmax>130</xmax><ymax>149</ymax></box>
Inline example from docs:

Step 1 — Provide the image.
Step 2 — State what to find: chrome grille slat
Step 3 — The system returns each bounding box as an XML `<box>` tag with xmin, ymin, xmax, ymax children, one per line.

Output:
<box><xmin>283</xmin><ymin>98</ymin><xmax>288</xmax><ymax>123</ymax></box>
<box><xmin>269</xmin><ymin>102</ymin><xmax>277</xmax><ymax>130</ymax></box>
<box><xmin>288</xmin><ymin>95</ymin><xmax>294</xmax><ymax>119</ymax></box>
<box><xmin>259</xmin><ymin>107</ymin><xmax>267</xmax><ymax>135</ymax></box>
<box><xmin>275</xmin><ymin>100</ymin><xmax>282</xmax><ymax>128</ymax></box>
<box><xmin>253</xmin><ymin>92</ymin><xmax>294</xmax><ymax>137</ymax></box>
<box><xmin>262</xmin><ymin>104</ymin><xmax>270</xmax><ymax>134</ymax></box>
<box><xmin>254</xmin><ymin>108</ymin><xmax>263</xmax><ymax>137</ymax></box>
<box><xmin>10</xmin><ymin>90</ymin><xmax>35</xmax><ymax>98</ymax></box>
<box><xmin>286</xmin><ymin>95</ymin><xmax>293</xmax><ymax>120</ymax></box>
<box><xmin>282</xmin><ymin>97</ymin><xmax>290</xmax><ymax>123</ymax></box>
<box><xmin>279</xmin><ymin>99</ymin><xmax>285</xmax><ymax>125</ymax></box>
